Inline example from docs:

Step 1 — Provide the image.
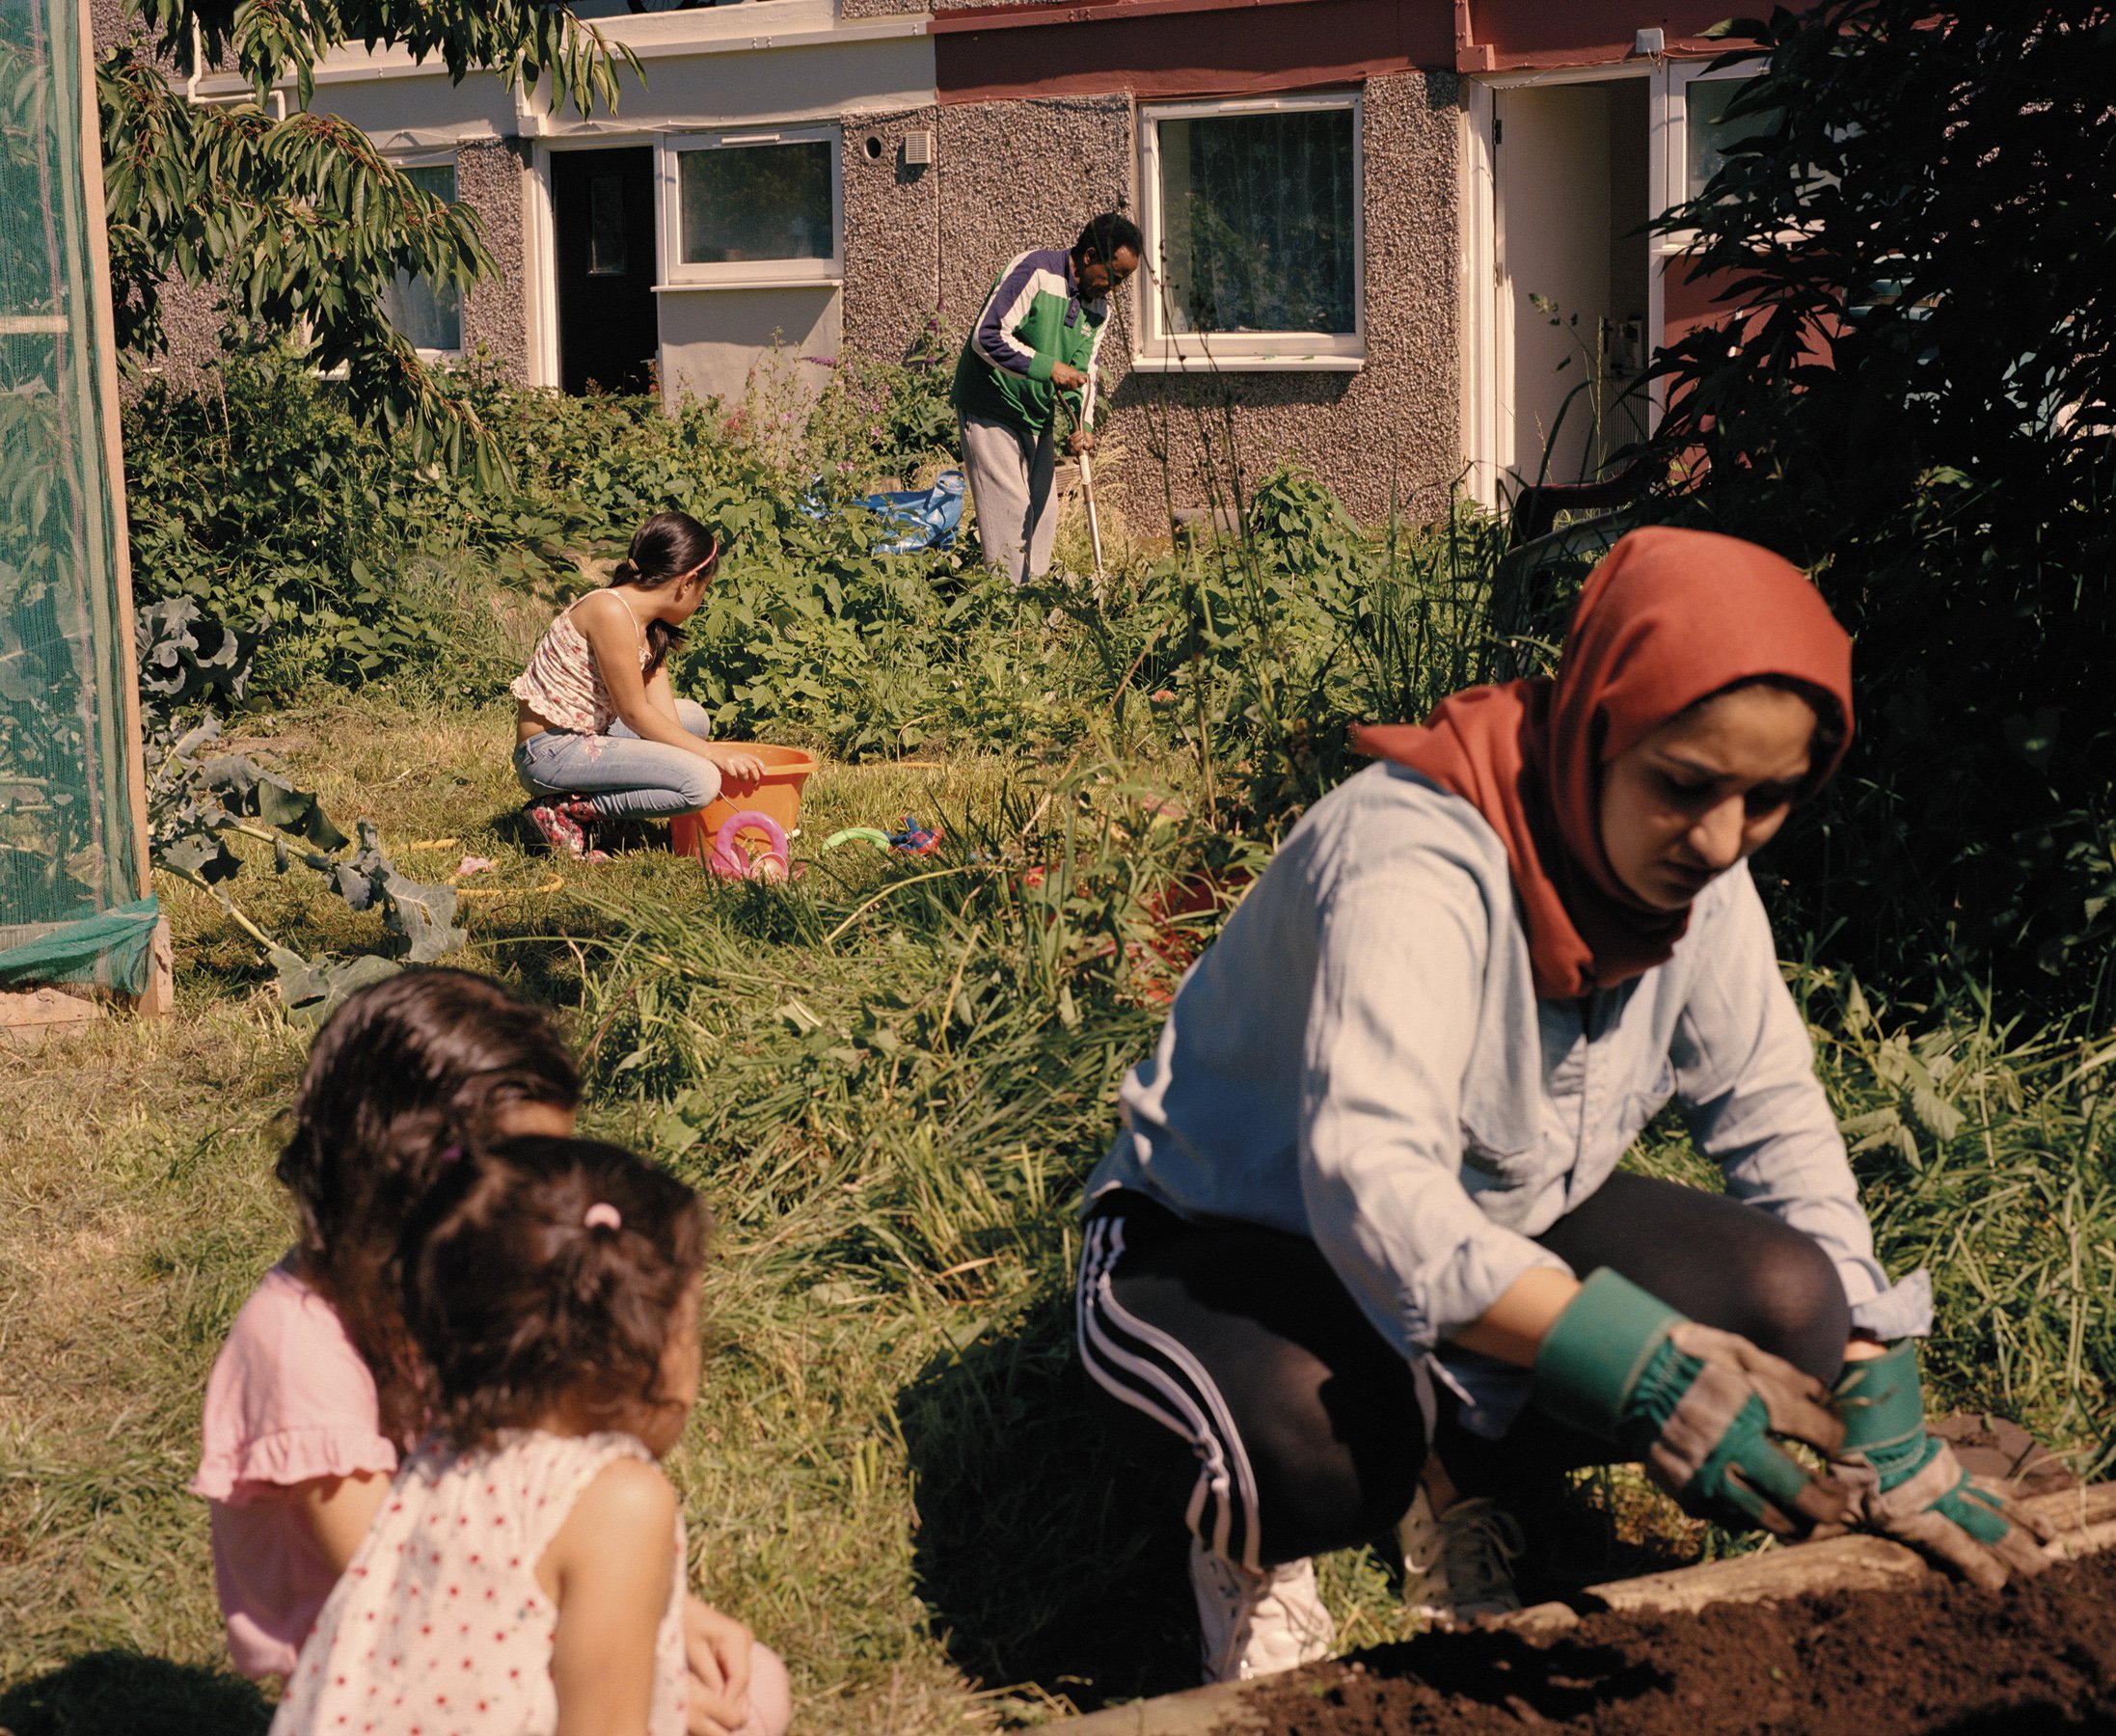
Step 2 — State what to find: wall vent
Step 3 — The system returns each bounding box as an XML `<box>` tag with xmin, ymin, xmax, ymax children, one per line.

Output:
<box><xmin>902</xmin><ymin>130</ymin><xmax>935</xmax><ymax>168</ymax></box>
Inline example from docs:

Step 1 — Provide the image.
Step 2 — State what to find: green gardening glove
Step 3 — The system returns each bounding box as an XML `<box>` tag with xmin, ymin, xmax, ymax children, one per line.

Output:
<box><xmin>1533</xmin><ymin>1269</ymin><xmax>1852</xmax><ymax>1535</ymax></box>
<box><xmin>1828</xmin><ymin>1340</ymin><xmax>2056</xmax><ymax>1590</ymax></box>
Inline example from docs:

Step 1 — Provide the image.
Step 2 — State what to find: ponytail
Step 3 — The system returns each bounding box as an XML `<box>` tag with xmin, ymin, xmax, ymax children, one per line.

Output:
<box><xmin>607</xmin><ymin>511</ymin><xmax>719</xmax><ymax>680</ymax></box>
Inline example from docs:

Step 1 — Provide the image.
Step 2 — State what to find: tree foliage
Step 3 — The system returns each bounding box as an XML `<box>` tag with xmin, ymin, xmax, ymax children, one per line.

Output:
<box><xmin>1644</xmin><ymin>2</ymin><xmax>2116</xmax><ymax>1014</ymax></box>
<box><xmin>97</xmin><ymin>1</ymin><xmax>636</xmax><ymax>472</ymax></box>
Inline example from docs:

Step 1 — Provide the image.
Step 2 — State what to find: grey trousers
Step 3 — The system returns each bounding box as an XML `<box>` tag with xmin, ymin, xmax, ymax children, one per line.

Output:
<box><xmin>960</xmin><ymin>413</ymin><xmax>1057</xmax><ymax>584</ymax></box>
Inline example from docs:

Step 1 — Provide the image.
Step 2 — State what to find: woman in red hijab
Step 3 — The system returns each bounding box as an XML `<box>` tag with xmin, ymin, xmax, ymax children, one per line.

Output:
<box><xmin>1076</xmin><ymin>528</ymin><xmax>2051</xmax><ymax>1686</ymax></box>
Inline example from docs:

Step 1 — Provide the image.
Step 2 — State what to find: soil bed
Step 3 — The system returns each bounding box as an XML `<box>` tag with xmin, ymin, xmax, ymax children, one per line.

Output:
<box><xmin>1236</xmin><ymin>1550</ymin><xmax>2116</xmax><ymax>1735</ymax></box>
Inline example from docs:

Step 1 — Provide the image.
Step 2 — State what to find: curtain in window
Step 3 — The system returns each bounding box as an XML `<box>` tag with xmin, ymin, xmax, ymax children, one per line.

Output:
<box><xmin>678</xmin><ymin>142</ymin><xmax>832</xmax><ymax>265</ymax></box>
<box><xmin>381</xmin><ymin>163</ymin><xmax>462</xmax><ymax>352</ymax></box>
<box><xmin>1158</xmin><ymin>108</ymin><xmax>1356</xmax><ymax>337</ymax></box>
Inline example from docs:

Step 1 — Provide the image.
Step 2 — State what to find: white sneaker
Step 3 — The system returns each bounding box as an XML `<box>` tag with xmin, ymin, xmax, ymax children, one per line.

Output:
<box><xmin>1399</xmin><ymin>1487</ymin><xmax>1525</xmax><ymax>1626</ymax></box>
<box><xmin>1188</xmin><ymin>1537</ymin><xmax>1337</xmax><ymax>1684</ymax></box>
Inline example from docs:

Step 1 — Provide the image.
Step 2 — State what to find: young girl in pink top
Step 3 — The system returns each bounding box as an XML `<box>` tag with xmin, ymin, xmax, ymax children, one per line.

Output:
<box><xmin>273</xmin><ymin>1135</ymin><xmax>793</xmax><ymax>1736</ymax></box>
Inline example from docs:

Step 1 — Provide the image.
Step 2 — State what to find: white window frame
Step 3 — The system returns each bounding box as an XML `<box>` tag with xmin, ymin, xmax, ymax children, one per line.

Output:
<box><xmin>656</xmin><ymin>124</ymin><xmax>843</xmax><ymax>290</ymax></box>
<box><xmin>1656</xmin><ymin>57</ymin><xmax>1772</xmax><ymax>259</ymax></box>
<box><xmin>385</xmin><ymin>149</ymin><xmax>467</xmax><ymax>361</ymax></box>
<box><xmin>1134</xmin><ymin>91</ymin><xmax>1366</xmax><ymax>373</ymax></box>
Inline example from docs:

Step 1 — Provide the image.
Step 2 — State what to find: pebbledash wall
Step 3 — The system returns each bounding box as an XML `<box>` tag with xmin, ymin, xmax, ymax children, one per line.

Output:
<box><xmin>456</xmin><ymin>139</ymin><xmax>534</xmax><ymax>379</ymax></box>
<box><xmin>929</xmin><ymin>0</ymin><xmax>1469</xmax><ymax>526</ymax></box>
<box><xmin>1111</xmin><ymin>71</ymin><xmax>1461</xmax><ymax>531</ymax></box>
<box><xmin>923</xmin><ymin>79</ymin><xmax>1461</xmax><ymax>528</ymax></box>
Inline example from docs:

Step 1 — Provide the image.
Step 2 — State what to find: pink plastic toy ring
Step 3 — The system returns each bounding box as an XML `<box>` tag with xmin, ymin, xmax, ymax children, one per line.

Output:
<box><xmin>707</xmin><ymin>810</ymin><xmax>791</xmax><ymax>882</ymax></box>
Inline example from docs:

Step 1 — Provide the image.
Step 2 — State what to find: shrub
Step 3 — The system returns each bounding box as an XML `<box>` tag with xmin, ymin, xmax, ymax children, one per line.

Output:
<box><xmin>1642</xmin><ymin>2</ymin><xmax>2116</xmax><ymax>1017</ymax></box>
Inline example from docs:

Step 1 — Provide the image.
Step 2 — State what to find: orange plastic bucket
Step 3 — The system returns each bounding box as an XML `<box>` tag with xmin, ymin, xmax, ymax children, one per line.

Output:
<box><xmin>668</xmin><ymin>744</ymin><xmax>819</xmax><ymax>863</ymax></box>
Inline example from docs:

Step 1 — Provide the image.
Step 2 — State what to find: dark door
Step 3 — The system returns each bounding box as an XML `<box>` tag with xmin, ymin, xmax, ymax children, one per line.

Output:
<box><xmin>552</xmin><ymin>148</ymin><xmax>658</xmax><ymax>395</ymax></box>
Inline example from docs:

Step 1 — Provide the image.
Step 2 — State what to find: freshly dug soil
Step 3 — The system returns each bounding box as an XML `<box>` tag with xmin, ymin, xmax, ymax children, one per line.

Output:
<box><xmin>1236</xmin><ymin>1550</ymin><xmax>2116</xmax><ymax>1734</ymax></box>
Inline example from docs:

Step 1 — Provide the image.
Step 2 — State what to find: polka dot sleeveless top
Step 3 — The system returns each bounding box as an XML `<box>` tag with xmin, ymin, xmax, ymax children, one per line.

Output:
<box><xmin>271</xmin><ymin>1431</ymin><xmax>688</xmax><ymax>1736</ymax></box>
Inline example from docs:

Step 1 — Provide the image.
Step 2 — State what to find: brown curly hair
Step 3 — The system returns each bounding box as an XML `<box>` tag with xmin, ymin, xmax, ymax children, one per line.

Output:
<box><xmin>398</xmin><ymin>1136</ymin><xmax>707</xmax><ymax>1453</ymax></box>
<box><xmin>276</xmin><ymin>970</ymin><xmax>580</xmax><ymax>1443</ymax></box>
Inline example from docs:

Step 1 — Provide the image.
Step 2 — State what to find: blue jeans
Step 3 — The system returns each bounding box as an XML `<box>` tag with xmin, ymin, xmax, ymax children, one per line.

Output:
<box><xmin>512</xmin><ymin>700</ymin><xmax>721</xmax><ymax>819</ymax></box>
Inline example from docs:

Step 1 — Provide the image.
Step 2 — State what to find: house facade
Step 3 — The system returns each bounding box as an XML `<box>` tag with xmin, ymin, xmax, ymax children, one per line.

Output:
<box><xmin>120</xmin><ymin>0</ymin><xmax>1768</xmax><ymax>529</ymax></box>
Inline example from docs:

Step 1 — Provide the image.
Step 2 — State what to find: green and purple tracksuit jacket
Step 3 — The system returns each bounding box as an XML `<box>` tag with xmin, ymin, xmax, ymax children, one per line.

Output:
<box><xmin>951</xmin><ymin>247</ymin><xmax>1111</xmax><ymax>438</ymax></box>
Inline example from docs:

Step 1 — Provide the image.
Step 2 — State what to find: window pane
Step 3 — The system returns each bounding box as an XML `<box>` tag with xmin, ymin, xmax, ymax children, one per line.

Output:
<box><xmin>382</xmin><ymin>162</ymin><xmax>463</xmax><ymax>352</ymax></box>
<box><xmin>1685</xmin><ymin>78</ymin><xmax>1779</xmax><ymax>201</ymax></box>
<box><xmin>1156</xmin><ymin>108</ymin><xmax>1356</xmax><ymax>338</ymax></box>
<box><xmin>678</xmin><ymin>141</ymin><xmax>833</xmax><ymax>266</ymax></box>
<box><xmin>588</xmin><ymin>174</ymin><xmax>628</xmax><ymax>276</ymax></box>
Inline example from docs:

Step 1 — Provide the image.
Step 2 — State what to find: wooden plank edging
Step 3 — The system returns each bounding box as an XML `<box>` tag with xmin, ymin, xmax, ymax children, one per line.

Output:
<box><xmin>1058</xmin><ymin>1481</ymin><xmax>2116</xmax><ymax>1733</ymax></box>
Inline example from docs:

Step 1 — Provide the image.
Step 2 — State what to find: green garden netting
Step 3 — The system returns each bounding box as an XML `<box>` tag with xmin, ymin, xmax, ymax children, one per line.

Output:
<box><xmin>0</xmin><ymin>0</ymin><xmax>157</xmax><ymax>996</ymax></box>
<box><xmin>0</xmin><ymin>894</ymin><xmax>156</xmax><ymax>990</ymax></box>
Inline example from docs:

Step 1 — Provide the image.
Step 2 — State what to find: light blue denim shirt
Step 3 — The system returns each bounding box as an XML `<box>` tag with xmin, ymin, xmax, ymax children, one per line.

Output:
<box><xmin>1087</xmin><ymin>762</ymin><xmax>1931</xmax><ymax>1435</ymax></box>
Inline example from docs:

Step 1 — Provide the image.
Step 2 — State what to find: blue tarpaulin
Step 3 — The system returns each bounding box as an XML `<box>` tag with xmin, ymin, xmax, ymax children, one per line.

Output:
<box><xmin>805</xmin><ymin>470</ymin><xmax>966</xmax><ymax>554</ymax></box>
<box><xmin>860</xmin><ymin>469</ymin><xmax>966</xmax><ymax>554</ymax></box>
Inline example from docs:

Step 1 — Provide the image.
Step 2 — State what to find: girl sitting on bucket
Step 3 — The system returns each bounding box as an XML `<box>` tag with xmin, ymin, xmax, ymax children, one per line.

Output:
<box><xmin>514</xmin><ymin>510</ymin><xmax>766</xmax><ymax>861</ymax></box>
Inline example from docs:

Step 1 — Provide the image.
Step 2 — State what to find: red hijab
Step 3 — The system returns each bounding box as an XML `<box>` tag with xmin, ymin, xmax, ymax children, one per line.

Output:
<box><xmin>1351</xmin><ymin>527</ymin><xmax>1854</xmax><ymax>999</ymax></box>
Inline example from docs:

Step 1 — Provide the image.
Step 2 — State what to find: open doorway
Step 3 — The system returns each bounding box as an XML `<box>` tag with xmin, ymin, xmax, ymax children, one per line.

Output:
<box><xmin>552</xmin><ymin>147</ymin><xmax>659</xmax><ymax>396</ymax></box>
<box><xmin>1491</xmin><ymin>76</ymin><xmax>1652</xmax><ymax>490</ymax></box>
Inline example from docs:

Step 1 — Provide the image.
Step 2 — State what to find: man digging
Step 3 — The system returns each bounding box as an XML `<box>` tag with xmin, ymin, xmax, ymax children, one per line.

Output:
<box><xmin>951</xmin><ymin>211</ymin><xmax>1141</xmax><ymax>584</ymax></box>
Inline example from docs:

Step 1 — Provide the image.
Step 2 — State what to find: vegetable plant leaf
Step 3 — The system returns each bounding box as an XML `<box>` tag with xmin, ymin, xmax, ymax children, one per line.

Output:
<box><xmin>269</xmin><ymin>945</ymin><xmax>403</xmax><ymax>1028</ymax></box>
<box><xmin>162</xmin><ymin>830</ymin><xmax>240</xmax><ymax>883</ymax></box>
<box><xmin>379</xmin><ymin>870</ymin><xmax>466</xmax><ymax>964</ymax></box>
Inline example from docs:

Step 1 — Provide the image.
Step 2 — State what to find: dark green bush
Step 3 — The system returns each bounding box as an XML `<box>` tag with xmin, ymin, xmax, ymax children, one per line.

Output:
<box><xmin>1643</xmin><ymin>2</ymin><xmax>2116</xmax><ymax>1017</ymax></box>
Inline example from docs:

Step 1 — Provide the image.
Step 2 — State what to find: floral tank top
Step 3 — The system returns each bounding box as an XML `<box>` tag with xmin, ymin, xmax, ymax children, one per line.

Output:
<box><xmin>511</xmin><ymin>600</ymin><xmax>650</xmax><ymax>736</ymax></box>
<box><xmin>270</xmin><ymin>1430</ymin><xmax>688</xmax><ymax>1736</ymax></box>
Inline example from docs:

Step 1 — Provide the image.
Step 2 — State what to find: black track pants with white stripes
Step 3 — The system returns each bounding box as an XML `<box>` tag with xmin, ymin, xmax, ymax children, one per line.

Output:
<box><xmin>1076</xmin><ymin>1177</ymin><xmax>1851</xmax><ymax>1570</ymax></box>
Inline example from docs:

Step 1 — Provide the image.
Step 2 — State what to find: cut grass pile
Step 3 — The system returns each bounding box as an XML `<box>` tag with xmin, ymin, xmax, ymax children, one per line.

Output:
<box><xmin>4</xmin><ymin>685</ymin><xmax>2112</xmax><ymax>1735</ymax></box>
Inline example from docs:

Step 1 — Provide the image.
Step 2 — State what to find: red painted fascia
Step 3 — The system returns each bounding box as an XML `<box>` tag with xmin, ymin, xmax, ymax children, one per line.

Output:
<box><xmin>1455</xmin><ymin>2</ymin><xmax>1756</xmax><ymax>71</ymax></box>
<box><xmin>929</xmin><ymin>0</ymin><xmax>1754</xmax><ymax>105</ymax></box>
<box><xmin>935</xmin><ymin>0</ymin><xmax>1452</xmax><ymax>104</ymax></box>
<box><xmin>928</xmin><ymin>0</ymin><xmax>1313</xmax><ymax>34</ymax></box>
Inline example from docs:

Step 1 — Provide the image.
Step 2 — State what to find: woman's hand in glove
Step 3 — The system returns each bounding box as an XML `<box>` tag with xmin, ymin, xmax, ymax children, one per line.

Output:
<box><xmin>1829</xmin><ymin>1341</ymin><xmax>2057</xmax><ymax>1590</ymax></box>
<box><xmin>1532</xmin><ymin>1269</ymin><xmax>1853</xmax><ymax>1536</ymax></box>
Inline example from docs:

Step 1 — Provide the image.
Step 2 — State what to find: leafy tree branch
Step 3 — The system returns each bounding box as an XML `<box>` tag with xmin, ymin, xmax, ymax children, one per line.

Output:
<box><xmin>99</xmin><ymin>2</ymin><xmax>638</xmax><ymax>473</ymax></box>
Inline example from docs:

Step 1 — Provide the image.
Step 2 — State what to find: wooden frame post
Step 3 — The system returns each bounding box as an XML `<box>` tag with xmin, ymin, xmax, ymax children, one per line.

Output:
<box><xmin>79</xmin><ymin>0</ymin><xmax>170</xmax><ymax>1017</ymax></box>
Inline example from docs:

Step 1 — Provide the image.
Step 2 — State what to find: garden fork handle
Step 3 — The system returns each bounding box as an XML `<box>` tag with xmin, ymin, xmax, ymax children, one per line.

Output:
<box><xmin>1080</xmin><ymin>365</ymin><xmax>1105</xmax><ymax>580</ymax></box>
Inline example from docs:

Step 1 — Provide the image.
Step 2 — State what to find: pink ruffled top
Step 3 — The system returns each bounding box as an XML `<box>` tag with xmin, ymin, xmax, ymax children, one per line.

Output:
<box><xmin>192</xmin><ymin>1259</ymin><xmax>399</xmax><ymax>1679</ymax></box>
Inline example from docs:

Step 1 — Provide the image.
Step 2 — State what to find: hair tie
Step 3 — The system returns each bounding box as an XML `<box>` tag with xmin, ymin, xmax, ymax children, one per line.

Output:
<box><xmin>439</xmin><ymin>1145</ymin><xmax>464</xmax><ymax>1163</ymax></box>
<box><xmin>583</xmin><ymin>1202</ymin><xmax>622</xmax><ymax>1232</ymax></box>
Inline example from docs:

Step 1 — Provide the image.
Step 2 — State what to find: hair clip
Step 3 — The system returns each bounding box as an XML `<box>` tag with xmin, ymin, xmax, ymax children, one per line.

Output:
<box><xmin>439</xmin><ymin>1145</ymin><xmax>464</xmax><ymax>1163</ymax></box>
<box><xmin>583</xmin><ymin>1202</ymin><xmax>622</xmax><ymax>1232</ymax></box>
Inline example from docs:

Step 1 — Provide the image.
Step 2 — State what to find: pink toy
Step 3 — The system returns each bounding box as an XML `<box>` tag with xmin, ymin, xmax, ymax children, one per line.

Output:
<box><xmin>707</xmin><ymin>810</ymin><xmax>791</xmax><ymax>882</ymax></box>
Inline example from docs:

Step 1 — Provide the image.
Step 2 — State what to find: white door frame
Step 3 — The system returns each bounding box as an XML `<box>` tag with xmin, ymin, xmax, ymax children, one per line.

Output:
<box><xmin>1460</xmin><ymin>62</ymin><xmax>1663</xmax><ymax>511</ymax></box>
<box><xmin>526</xmin><ymin>143</ymin><xmax>559</xmax><ymax>389</ymax></box>
<box><xmin>529</xmin><ymin>133</ymin><xmax>665</xmax><ymax>395</ymax></box>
